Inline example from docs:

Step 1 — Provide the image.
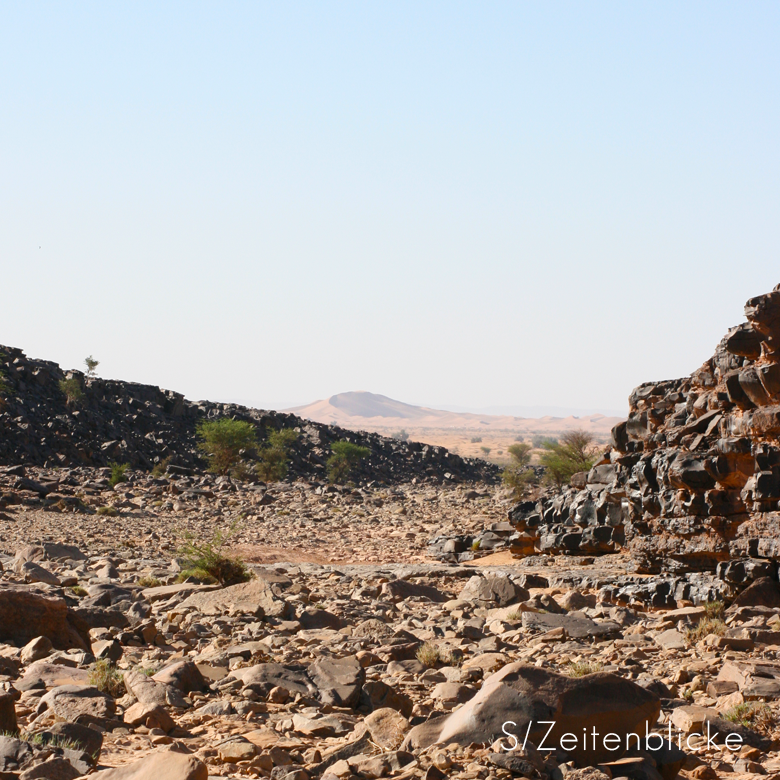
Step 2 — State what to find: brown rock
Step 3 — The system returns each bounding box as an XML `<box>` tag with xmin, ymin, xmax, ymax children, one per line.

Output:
<box><xmin>87</xmin><ymin>749</ymin><xmax>208</xmax><ymax>779</ymax></box>
<box><xmin>0</xmin><ymin>588</ymin><xmax>90</xmax><ymax>650</ymax></box>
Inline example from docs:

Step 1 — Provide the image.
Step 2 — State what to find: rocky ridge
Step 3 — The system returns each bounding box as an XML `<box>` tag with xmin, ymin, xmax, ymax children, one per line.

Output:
<box><xmin>502</xmin><ymin>284</ymin><xmax>780</xmax><ymax>584</ymax></box>
<box><xmin>0</xmin><ymin>345</ymin><xmax>498</xmax><ymax>486</ymax></box>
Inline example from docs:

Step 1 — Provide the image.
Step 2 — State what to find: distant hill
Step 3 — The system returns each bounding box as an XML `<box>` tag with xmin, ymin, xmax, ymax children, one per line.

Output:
<box><xmin>286</xmin><ymin>391</ymin><xmax>624</xmax><ymax>437</ymax></box>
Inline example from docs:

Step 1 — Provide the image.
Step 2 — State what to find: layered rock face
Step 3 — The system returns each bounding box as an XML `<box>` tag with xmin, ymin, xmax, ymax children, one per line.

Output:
<box><xmin>0</xmin><ymin>345</ymin><xmax>497</xmax><ymax>485</ymax></box>
<box><xmin>511</xmin><ymin>284</ymin><xmax>780</xmax><ymax>578</ymax></box>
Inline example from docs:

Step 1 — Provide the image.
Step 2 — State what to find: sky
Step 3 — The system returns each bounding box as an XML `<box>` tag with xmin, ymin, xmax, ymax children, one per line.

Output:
<box><xmin>1</xmin><ymin>2</ymin><xmax>779</xmax><ymax>417</ymax></box>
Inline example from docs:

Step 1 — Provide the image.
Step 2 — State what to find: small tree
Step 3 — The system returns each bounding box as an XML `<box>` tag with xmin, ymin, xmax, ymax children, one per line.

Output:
<box><xmin>59</xmin><ymin>377</ymin><xmax>84</xmax><ymax>405</ymax></box>
<box><xmin>502</xmin><ymin>442</ymin><xmax>537</xmax><ymax>497</ymax></box>
<box><xmin>256</xmin><ymin>428</ymin><xmax>299</xmax><ymax>482</ymax></box>
<box><xmin>84</xmin><ymin>355</ymin><xmax>99</xmax><ymax>378</ymax></box>
<box><xmin>327</xmin><ymin>441</ymin><xmax>370</xmax><ymax>483</ymax></box>
<box><xmin>197</xmin><ymin>418</ymin><xmax>257</xmax><ymax>475</ymax></box>
<box><xmin>480</xmin><ymin>446</ymin><xmax>492</xmax><ymax>456</ymax></box>
<box><xmin>109</xmin><ymin>462</ymin><xmax>129</xmax><ymax>487</ymax></box>
<box><xmin>393</xmin><ymin>429</ymin><xmax>410</xmax><ymax>442</ymax></box>
<box><xmin>539</xmin><ymin>430</ymin><xmax>598</xmax><ymax>487</ymax></box>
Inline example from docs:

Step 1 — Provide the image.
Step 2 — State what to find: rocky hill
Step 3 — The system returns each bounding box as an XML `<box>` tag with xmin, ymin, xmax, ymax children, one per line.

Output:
<box><xmin>0</xmin><ymin>346</ymin><xmax>498</xmax><ymax>485</ymax></box>
<box><xmin>507</xmin><ymin>282</ymin><xmax>780</xmax><ymax>578</ymax></box>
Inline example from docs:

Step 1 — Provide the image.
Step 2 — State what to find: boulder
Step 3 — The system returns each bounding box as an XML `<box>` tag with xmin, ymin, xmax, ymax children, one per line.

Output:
<box><xmin>178</xmin><ymin>578</ymin><xmax>289</xmax><ymax>618</ymax></box>
<box><xmin>729</xmin><ymin>576</ymin><xmax>780</xmax><ymax>610</ymax></box>
<box><xmin>229</xmin><ymin>663</ymin><xmax>316</xmax><ymax>699</ymax></box>
<box><xmin>404</xmin><ymin>663</ymin><xmax>660</xmax><ymax>766</ymax></box>
<box><xmin>0</xmin><ymin>683</ymin><xmax>20</xmax><ymax>733</ymax></box>
<box><xmin>152</xmin><ymin>661</ymin><xmax>207</xmax><ymax>694</ymax></box>
<box><xmin>364</xmin><ymin>708</ymin><xmax>410</xmax><ymax>750</ymax></box>
<box><xmin>38</xmin><ymin>685</ymin><xmax>116</xmax><ymax>721</ymax></box>
<box><xmin>308</xmin><ymin>656</ymin><xmax>364</xmax><ymax>708</ymax></box>
<box><xmin>459</xmin><ymin>575</ymin><xmax>529</xmax><ymax>606</ymax></box>
<box><xmin>0</xmin><ymin>588</ymin><xmax>90</xmax><ymax>650</ymax></box>
<box><xmin>380</xmin><ymin>580</ymin><xmax>448</xmax><ymax>603</ymax></box>
<box><xmin>18</xmin><ymin>756</ymin><xmax>82</xmax><ymax>779</ymax></box>
<box><xmin>123</xmin><ymin>670</ymin><xmax>188</xmax><ymax>709</ymax></box>
<box><xmin>87</xmin><ymin>750</ymin><xmax>208</xmax><ymax>779</ymax></box>
<box><xmin>521</xmin><ymin>612</ymin><xmax>620</xmax><ymax>639</ymax></box>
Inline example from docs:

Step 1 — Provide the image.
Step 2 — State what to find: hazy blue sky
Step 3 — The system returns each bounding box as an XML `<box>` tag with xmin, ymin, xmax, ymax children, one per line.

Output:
<box><xmin>2</xmin><ymin>2</ymin><xmax>778</xmax><ymax>416</ymax></box>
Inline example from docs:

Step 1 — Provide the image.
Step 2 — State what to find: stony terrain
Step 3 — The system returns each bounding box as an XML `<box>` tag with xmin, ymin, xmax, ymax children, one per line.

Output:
<box><xmin>1</xmin><ymin>286</ymin><xmax>780</xmax><ymax>779</ymax></box>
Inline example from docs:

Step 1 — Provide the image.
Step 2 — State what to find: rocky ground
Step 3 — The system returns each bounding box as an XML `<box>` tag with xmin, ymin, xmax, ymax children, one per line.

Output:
<box><xmin>1</xmin><ymin>465</ymin><xmax>780</xmax><ymax>780</ymax></box>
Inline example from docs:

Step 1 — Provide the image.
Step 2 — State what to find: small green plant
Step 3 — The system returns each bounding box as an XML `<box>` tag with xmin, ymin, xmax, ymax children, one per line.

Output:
<box><xmin>568</xmin><ymin>661</ymin><xmax>604</xmax><ymax>677</ymax></box>
<box><xmin>97</xmin><ymin>505</ymin><xmax>119</xmax><ymax>517</ymax></box>
<box><xmin>505</xmin><ymin>609</ymin><xmax>524</xmax><ymax>621</ymax></box>
<box><xmin>471</xmin><ymin>539</ymin><xmax>481</xmax><ymax>551</ymax></box>
<box><xmin>84</xmin><ymin>355</ymin><xmax>99</xmax><ymax>378</ymax></box>
<box><xmin>682</xmin><ymin>687</ymin><xmax>694</xmax><ymax>701</ymax></box>
<box><xmin>685</xmin><ymin>617</ymin><xmax>726</xmax><ymax>644</ymax></box>
<box><xmin>327</xmin><ymin>441</ymin><xmax>370</xmax><ymax>483</ymax></box>
<box><xmin>177</xmin><ymin>522</ymin><xmax>251</xmax><ymax>587</ymax></box>
<box><xmin>69</xmin><ymin>585</ymin><xmax>87</xmax><ymax>597</ymax></box>
<box><xmin>256</xmin><ymin>428</ymin><xmax>299</xmax><ymax>482</ymax></box>
<box><xmin>724</xmin><ymin>702</ymin><xmax>775</xmax><ymax>733</ymax></box>
<box><xmin>176</xmin><ymin>567</ymin><xmax>216</xmax><ymax>584</ymax></box>
<box><xmin>89</xmin><ymin>659</ymin><xmax>125</xmax><ymax>698</ymax></box>
<box><xmin>539</xmin><ymin>430</ymin><xmax>598</xmax><ymax>487</ymax></box>
<box><xmin>197</xmin><ymin>418</ymin><xmax>257</xmax><ymax>475</ymax></box>
<box><xmin>108</xmin><ymin>462</ymin><xmax>129</xmax><ymax>487</ymax></box>
<box><xmin>59</xmin><ymin>377</ymin><xmax>84</xmax><ymax>405</ymax></box>
<box><xmin>470</xmin><ymin>436</ymin><xmax>482</xmax><ymax>443</ymax></box>
<box><xmin>137</xmin><ymin>575</ymin><xmax>162</xmax><ymax>588</ymax></box>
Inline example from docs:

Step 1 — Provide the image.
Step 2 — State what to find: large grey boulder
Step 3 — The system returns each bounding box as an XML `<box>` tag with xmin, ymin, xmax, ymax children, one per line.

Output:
<box><xmin>308</xmin><ymin>656</ymin><xmax>365</xmax><ymax>708</ymax></box>
<box><xmin>459</xmin><ymin>575</ymin><xmax>529</xmax><ymax>606</ymax></box>
<box><xmin>404</xmin><ymin>663</ymin><xmax>660</xmax><ymax>766</ymax></box>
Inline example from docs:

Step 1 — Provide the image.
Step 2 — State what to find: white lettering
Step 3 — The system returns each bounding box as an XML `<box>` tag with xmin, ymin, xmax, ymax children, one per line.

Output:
<box><xmin>603</xmin><ymin>733</ymin><xmax>621</xmax><ymax>751</ymax></box>
<box><xmin>560</xmin><ymin>733</ymin><xmax>578</xmax><ymax>752</ymax></box>
<box><xmin>537</xmin><ymin>721</ymin><xmax>556</xmax><ymax>752</ymax></box>
<box><xmin>706</xmin><ymin>722</ymin><xmax>720</xmax><ymax>751</ymax></box>
<box><xmin>724</xmin><ymin>732</ymin><xmax>743</xmax><ymax>752</ymax></box>
<box><xmin>501</xmin><ymin>721</ymin><xmax>519</xmax><ymax>752</ymax></box>
<box><xmin>686</xmin><ymin>732</ymin><xmax>702</xmax><ymax>752</ymax></box>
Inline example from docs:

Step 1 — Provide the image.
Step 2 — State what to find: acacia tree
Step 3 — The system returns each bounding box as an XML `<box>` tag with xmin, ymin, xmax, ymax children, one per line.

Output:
<box><xmin>539</xmin><ymin>430</ymin><xmax>598</xmax><ymax>487</ymax></box>
<box><xmin>502</xmin><ymin>442</ymin><xmax>537</xmax><ymax>497</ymax></box>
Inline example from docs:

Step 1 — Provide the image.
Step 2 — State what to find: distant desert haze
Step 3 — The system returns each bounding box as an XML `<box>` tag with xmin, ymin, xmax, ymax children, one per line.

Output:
<box><xmin>286</xmin><ymin>392</ymin><xmax>624</xmax><ymax>462</ymax></box>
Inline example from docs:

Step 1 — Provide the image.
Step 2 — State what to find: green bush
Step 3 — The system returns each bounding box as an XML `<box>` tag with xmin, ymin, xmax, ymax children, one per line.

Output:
<box><xmin>84</xmin><ymin>355</ymin><xmax>99</xmax><ymax>378</ymax></box>
<box><xmin>109</xmin><ymin>462</ymin><xmax>128</xmax><ymax>487</ymax></box>
<box><xmin>177</xmin><ymin>523</ymin><xmax>251</xmax><ymax>586</ymax></box>
<box><xmin>256</xmin><ymin>428</ymin><xmax>299</xmax><ymax>482</ymax></box>
<box><xmin>59</xmin><ymin>377</ymin><xmax>84</xmax><ymax>405</ymax></box>
<box><xmin>327</xmin><ymin>441</ymin><xmax>370</xmax><ymax>483</ymax></box>
<box><xmin>539</xmin><ymin>430</ymin><xmax>598</xmax><ymax>487</ymax></box>
<box><xmin>502</xmin><ymin>442</ymin><xmax>537</xmax><ymax>497</ymax></box>
<box><xmin>197</xmin><ymin>418</ymin><xmax>257</xmax><ymax>475</ymax></box>
<box><xmin>89</xmin><ymin>659</ymin><xmax>125</xmax><ymax>698</ymax></box>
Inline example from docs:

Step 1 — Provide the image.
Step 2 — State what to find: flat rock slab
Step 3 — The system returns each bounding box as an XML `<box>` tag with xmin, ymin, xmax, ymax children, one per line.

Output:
<box><xmin>308</xmin><ymin>656</ymin><xmax>365</xmax><ymax>708</ymax></box>
<box><xmin>88</xmin><ymin>750</ymin><xmax>208</xmax><ymax>779</ymax></box>
<box><xmin>654</xmin><ymin>629</ymin><xmax>687</xmax><ymax>651</ymax></box>
<box><xmin>39</xmin><ymin>685</ymin><xmax>116</xmax><ymax>721</ymax></box>
<box><xmin>178</xmin><ymin>579</ymin><xmax>288</xmax><ymax>618</ymax></box>
<box><xmin>521</xmin><ymin>611</ymin><xmax>620</xmax><ymax>639</ymax></box>
<box><xmin>229</xmin><ymin>663</ymin><xmax>316</xmax><ymax>698</ymax></box>
<box><xmin>18</xmin><ymin>661</ymin><xmax>91</xmax><ymax>691</ymax></box>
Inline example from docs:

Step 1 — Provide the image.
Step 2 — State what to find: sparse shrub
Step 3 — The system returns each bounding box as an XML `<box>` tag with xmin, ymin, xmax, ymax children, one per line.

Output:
<box><xmin>84</xmin><ymin>355</ymin><xmax>99</xmax><ymax>378</ymax></box>
<box><xmin>393</xmin><ymin>429</ymin><xmax>410</xmax><ymax>442</ymax></box>
<box><xmin>151</xmin><ymin>456</ymin><xmax>172</xmax><ymax>477</ymax></box>
<box><xmin>502</xmin><ymin>442</ymin><xmax>538</xmax><ymax>497</ymax></box>
<box><xmin>69</xmin><ymin>585</ymin><xmax>87</xmax><ymax>597</ymax></box>
<box><xmin>415</xmin><ymin>641</ymin><xmax>462</xmax><ymax>668</ymax></box>
<box><xmin>568</xmin><ymin>660</ymin><xmax>604</xmax><ymax>677</ymax></box>
<box><xmin>471</xmin><ymin>539</ymin><xmax>481</xmax><ymax>551</ymax></box>
<box><xmin>532</xmin><ymin>435</ymin><xmax>558</xmax><ymax>449</ymax></box>
<box><xmin>416</xmin><ymin>641</ymin><xmax>441</xmax><ymax>667</ymax></box>
<box><xmin>137</xmin><ymin>575</ymin><xmax>162</xmax><ymax>588</ymax></box>
<box><xmin>96</xmin><ymin>506</ymin><xmax>119</xmax><ymax>517</ymax></box>
<box><xmin>685</xmin><ymin>617</ymin><xmax>726</xmax><ymax>644</ymax></box>
<box><xmin>256</xmin><ymin>428</ymin><xmax>299</xmax><ymax>482</ymax></box>
<box><xmin>108</xmin><ymin>462</ymin><xmax>128</xmax><ymax>487</ymax></box>
<box><xmin>176</xmin><ymin>567</ymin><xmax>216</xmax><ymax>584</ymax></box>
<box><xmin>197</xmin><ymin>418</ymin><xmax>257</xmax><ymax>475</ymax></box>
<box><xmin>539</xmin><ymin>430</ymin><xmax>598</xmax><ymax>487</ymax></box>
<box><xmin>470</xmin><ymin>436</ymin><xmax>482</xmax><ymax>443</ymax></box>
<box><xmin>724</xmin><ymin>702</ymin><xmax>775</xmax><ymax>733</ymax></box>
<box><xmin>59</xmin><ymin>377</ymin><xmax>84</xmax><ymax>405</ymax></box>
<box><xmin>177</xmin><ymin>523</ymin><xmax>251</xmax><ymax>586</ymax></box>
<box><xmin>89</xmin><ymin>659</ymin><xmax>125</xmax><ymax>698</ymax></box>
<box><xmin>704</xmin><ymin>600</ymin><xmax>725</xmax><ymax>620</ymax></box>
<box><xmin>505</xmin><ymin>609</ymin><xmax>524</xmax><ymax>621</ymax></box>
<box><xmin>327</xmin><ymin>441</ymin><xmax>370</xmax><ymax>483</ymax></box>
<box><xmin>480</xmin><ymin>446</ymin><xmax>492</xmax><ymax>456</ymax></box>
